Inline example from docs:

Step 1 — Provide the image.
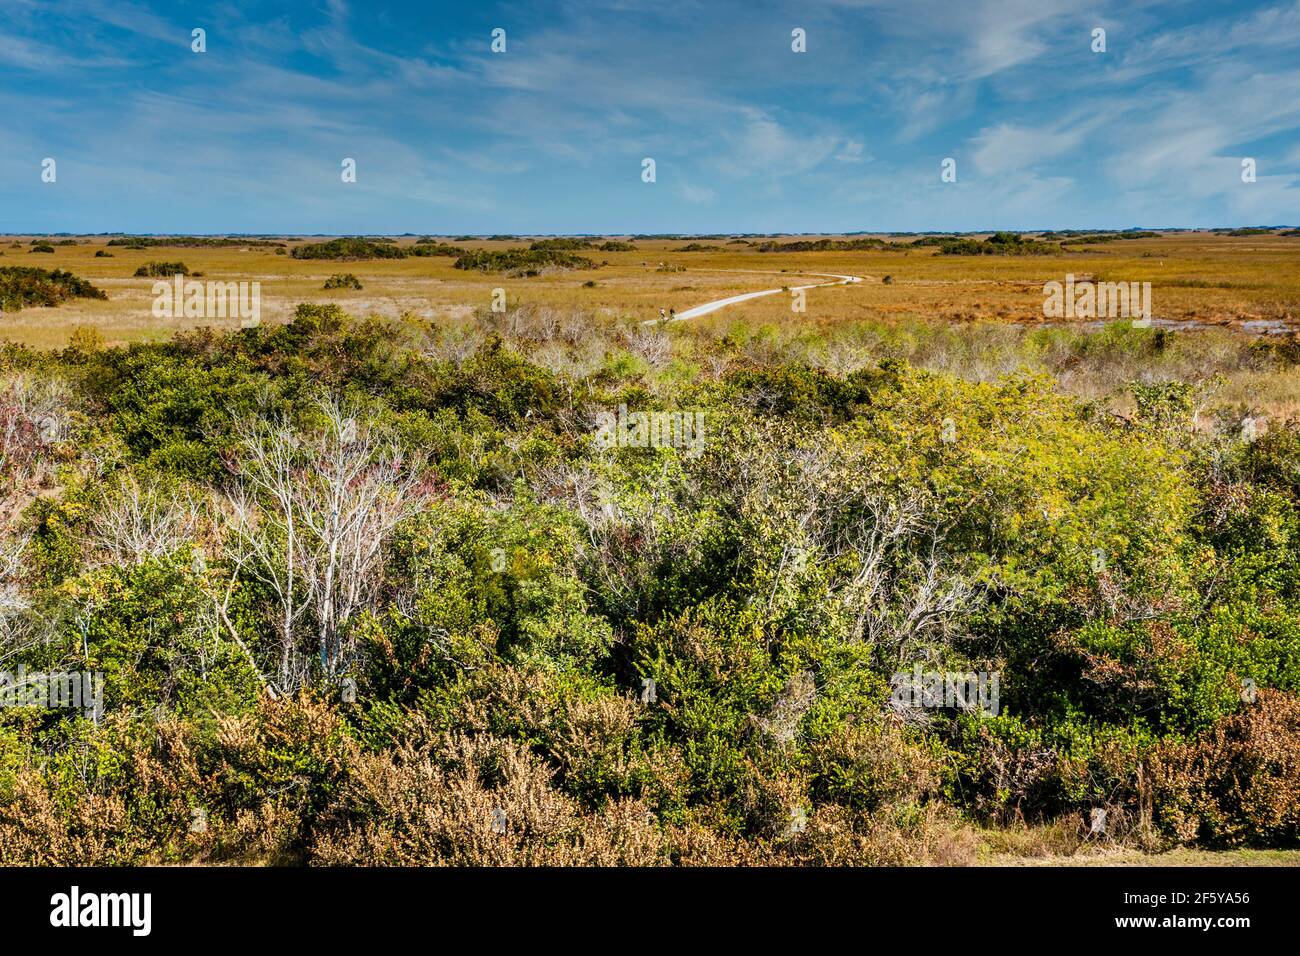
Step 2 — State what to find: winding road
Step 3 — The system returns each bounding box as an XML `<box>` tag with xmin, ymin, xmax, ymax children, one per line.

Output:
<box><xmin>642</xmin><ymin>270</ymin><xmax>865</xmax><ymax>325</ymax></box>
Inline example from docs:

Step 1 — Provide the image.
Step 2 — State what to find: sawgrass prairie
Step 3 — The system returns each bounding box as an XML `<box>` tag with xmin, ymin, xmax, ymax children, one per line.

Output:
<box><xmin>4</xmin><ymin>231</ymin><xmax>1298</xmax><ymax>346</ymax></box>
<box><xmin>6</xmin><ymin>231</ymin><xmax>1299</xmax><ymax>420</ymax></box>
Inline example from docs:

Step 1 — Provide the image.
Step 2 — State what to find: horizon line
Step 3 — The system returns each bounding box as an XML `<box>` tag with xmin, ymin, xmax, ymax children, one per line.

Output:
<box><xmin>2</xmin><ymin>226</ymin><xmax>1297</xmax><ymax>238</ymax></box>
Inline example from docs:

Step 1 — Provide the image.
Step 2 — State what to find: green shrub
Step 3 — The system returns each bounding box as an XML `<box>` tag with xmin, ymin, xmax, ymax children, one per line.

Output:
<box><xmin>529</xmin><ymin>238</ymin><xmax>594</xmax><ymax>251</ymax></box>
<box><xmin>454</xmin><ymin>249</ymin><xmax>597</xmax><ymax>276</ymax></box>
<box><xmin>939</xmin><ymin>233</ymin><xmax>1060</xmax><ymax>255</ymax></box>
<box><xmin>756</xmin><ymin>238</ymin><xmax>890</xmax><ymax>252</ymax></box>
<box><xmin>406</xmin><ymin>242</ymin><xmax>465</xmax><ymax>257</ymax></box>
<box><xmin>0</xmin><ymin>266</ymin><xmax>107</xmax><ymax>311</ymax></box>
<box><xmin>323</xmin><ymin>273</ymin><xmax>363</xmax><ymax>290</ymax></box>
<box><xmin>2</xmin><ymin>302</ymin><xmax>1300</xmax><ymax>863</ymax></box>
<box><xmin>134</xmin><ymin>261</ymin><xmax>190</xmax><ymax>277</ymax></box>
<box><xmin>291</xmin><ymin>238</ymin><xmax>406</xmax><ymax>260</ymax></box>
<box><xmin>107</xmin><ymin>237</ymin><xmax>284</xmax><ymax>249</ymax></box>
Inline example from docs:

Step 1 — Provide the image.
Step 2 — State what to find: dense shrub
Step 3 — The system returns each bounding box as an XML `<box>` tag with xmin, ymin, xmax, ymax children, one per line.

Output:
<box><xmin>1</xmin><ymin>304</ymin><xmax>1299</xmax><ymax>864</ymax></box>
<box><xmin>107</xmin><ymin>237</ymin><xmax>284</xmax><ymax>249</ymax></box>
<box><xmin>0</xmin><ymin>266</ymin><xmax>107</xmax><ymax>311</ymax></box>
<box><xmin>939</xmin><ymin>232</ymin><xmax>1060</xmax><ymax>255</ymax></box>
<box><xmin>134</xmin><ymin>261</ymin><xmax>190</xmax><ymax>277</ymax></box>
<box><xmin>756</xmin><ymin>238</ymin><xmax>890</xmax><ymax>252</ymax></box>
<box><xmin>291</xmin><ymin>238</ymin><xmax>406</xmax><ymax>260</ymax></box>
<box><xmin>1149</xmin><ymin>690</ymin><xmax>1300</xmax><ymax>846</ymax></box>
<box><xmin>529</xmin><ymin>238</ymin><xmax>594</xmax><ymax>251</ymax></box>
<box><xmin>406</xmin><ymin>242</ymin><xmax>465</xmax><ymax>257</ymax></box>
<box><xmin>453</xmin><ymin>249</ymin><xmax>597</xmax><ymax>276</ymax></box>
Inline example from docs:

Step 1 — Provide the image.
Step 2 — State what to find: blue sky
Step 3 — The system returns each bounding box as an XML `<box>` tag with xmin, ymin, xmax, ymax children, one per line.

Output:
<box><xmin>2</xmin><ymin>0</ymin><xmax>1299</xmax><ymax>233</ymax></box>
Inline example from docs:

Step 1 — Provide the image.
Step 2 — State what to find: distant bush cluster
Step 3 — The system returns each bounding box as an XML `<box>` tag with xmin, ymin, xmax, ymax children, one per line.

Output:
<box><xmin>528</xmin><ymin>238</ymin><xmax>595</xmax><ymax>251</ymax></box>
<box><xmin>291</xmin><ymin>238</ymin><xmax>408</xmax><ymax>260</ymax></box>
<box><xmin>757</xmin><ymin>238</ymin><xmax>892</xmax><ymax>252</ymax></box>
<box><xmin>524</xmin><ymin>238</ymin><xmax>635</xmax><ymax>253</ymax></box>
<box><xmin>454</xmin><ymin>248</ymin><xmax>598</xmax><ymax>276</ymax></box>
<box><xmin>0</xmin><ymin>266</ymin><xmax>107</xmax><ymax>312</ymax></box>
<box><xmin>134</xmin><ymin>261</ymin><xmax>191</xmax><ymax>277</ymax></box>
<box><xmin>292</xmin><ymin>237</ymin><xmax>467</xmax><ymax>261</ymax></box>
<box><xmin>107</xmin><ymin>237</ymin><xmax>286</xmax><ymax>249</ymax></box>
<box><xmin>1057</xmin><ymin>231</ymin><xmax>1162</xmax><ymax>245</ymax></box>
<box><xmin>408</xmin><ymin>239</ymin><xmax>466</xmax><ymax>257</ymax></box>
<box><xmin>323</xmin><ymin>273</ymin><xmax>363</xmax><ymax>290</ymax></box>
<box><xmin>938</xmin><ymin>232</ymin><xmax>1060</xmax><ymax>255</ymax></box>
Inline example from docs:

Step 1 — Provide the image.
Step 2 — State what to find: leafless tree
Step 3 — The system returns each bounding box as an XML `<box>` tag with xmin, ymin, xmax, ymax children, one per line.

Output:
<box><xmin>816</xmin><ymin>340</ymin><xmax>870</xmax><ymax>378</ymax></box>
<box><xmin>83</xmin><ymin>474</ymin><xmax>204</xmax><ymax>567</ymax></box>
<box><xmin>703</xmin><ymin>353</ymin><xmax>731</xmax><ymax>382</ymax></box>
<box><xmin>621</xmin><ymin>326</ymin><xmax>673</xmax><ymax>368</ymax></box>
<box><xmin>420</xmin><ymin>318</ymin><xmax>484</xmax><ymax>364</ymax></box>
<box><xmin>0</xmin><ymin>534</ymin><xmax>35</xmax><ymax>666</ymax></box>
<box><xmin>804</xmin><ymin>485</ymin><xmax>980</xmax><ymax>665</ymax></box>
<box><xmin>222</xmin><ymin>398</ymin><xmax>435</xmax><ymax>693</ymax></box>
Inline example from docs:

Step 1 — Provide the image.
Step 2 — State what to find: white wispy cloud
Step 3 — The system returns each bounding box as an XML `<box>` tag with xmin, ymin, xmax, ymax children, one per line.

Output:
<box><xmin>0</xmin><ymin>0</ymin><xmax>1297</xmax><ymax>231</ymax></box>
<box><xmin>678</xmin><ymin>183</ymin><xmax>717</xmax><ymax>204</ymax></box>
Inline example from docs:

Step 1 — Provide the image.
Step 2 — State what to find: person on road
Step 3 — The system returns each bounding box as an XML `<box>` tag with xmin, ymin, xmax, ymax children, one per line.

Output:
<box><xmin>659</xmin><ymin>308</ymin><xmax>667</xmax><ymax>323</ymax></box>
<box><xmin>668</xmin><ymin>308</ymin><xmax>676</xmax><ymax>321</ymax></box>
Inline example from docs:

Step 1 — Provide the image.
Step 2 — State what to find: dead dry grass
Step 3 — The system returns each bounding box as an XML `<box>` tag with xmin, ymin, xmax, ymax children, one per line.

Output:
<box><xmin>2</xmin><ymin>232</ymin><xmax>1297</xmax><ymax>349</ymax></box>
<box><xmin>984</xmin><ymin>846</ymin><xmax>1300</xmax><ymax>866</ymax></box>
<box><xmin>4</xmin><ymin>232</ymin><xmax>1298</xmax><ymax>422</ymax></box>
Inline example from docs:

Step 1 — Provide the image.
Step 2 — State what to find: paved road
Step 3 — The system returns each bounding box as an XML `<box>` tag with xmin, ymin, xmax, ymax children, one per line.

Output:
<box><xmin>642</xmin><ymin>271</ymin><xmax>864</xmax><ymax>325</ymax></box>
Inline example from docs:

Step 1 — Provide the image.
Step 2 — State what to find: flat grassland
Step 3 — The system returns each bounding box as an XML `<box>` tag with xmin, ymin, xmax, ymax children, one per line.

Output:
<box><xmin>3</xmin><ymin>232</ymin><xmax>1297</xmax><ymax>348</ymax></box>
<box><xmin>5</xmin><ymin>231</ymin><xmax>1298</xmax><ymax>423</ymax></box>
